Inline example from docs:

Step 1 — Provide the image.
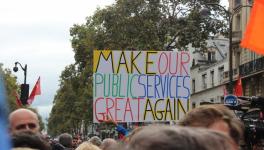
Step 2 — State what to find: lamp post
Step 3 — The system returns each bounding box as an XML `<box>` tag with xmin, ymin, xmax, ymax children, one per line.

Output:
<box><xmin>201</xmin><ymin>4</ymin><xmax>252</xmax><ymax>94</ymax></box>
<box><xmin>13</xmin><ymin>62</ymin><xmax>29</xmax><ymax>105</ymax></box>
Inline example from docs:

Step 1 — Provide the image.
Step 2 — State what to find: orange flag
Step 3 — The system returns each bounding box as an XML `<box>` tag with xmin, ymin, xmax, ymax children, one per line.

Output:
<box><xmin>240</xmin><ymin>0</ymin><xmax>264</xmax><ymax>54</ymax></box>
<box><xmin>27</xmin><ymin>77</ymin><xmax>41</xmax><ymax>105</ymax></box>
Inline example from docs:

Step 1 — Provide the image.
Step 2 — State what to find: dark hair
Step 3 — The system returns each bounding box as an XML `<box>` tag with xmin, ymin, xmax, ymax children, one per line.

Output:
<box><xmin>58</xmin><ymin>133</ymin><xmax>73</xmax><ymax>148</ymax></box>
<box><xmin>12</xmin><ymin>131</ymin><xmax>51</xmax><ymax>150</ymax></box>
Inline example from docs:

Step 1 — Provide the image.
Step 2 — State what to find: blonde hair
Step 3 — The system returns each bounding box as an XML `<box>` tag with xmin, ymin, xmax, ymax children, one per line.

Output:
<box><xmin>76</xmin><ymin>142</ymin><xmax>101</xmax><ymax>150</ymax></box>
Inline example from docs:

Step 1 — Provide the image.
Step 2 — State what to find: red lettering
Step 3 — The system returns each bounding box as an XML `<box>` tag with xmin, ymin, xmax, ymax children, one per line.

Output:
<box><xmin>180</xmin><ymin>52</ymin><xmax>190</xmax><ymax>75</ymax></box>
<box><xmin>95</xmin><ymin>97</ymin><xmax>144</xmax><ymax>122</ymax></box>
<box><xmin>106</xmin><ymin>97</ymin><xmax>114</xmax><ymax>120</ymax></box>
<box><xmin>94</xmin><ymin>97</ymin><xmax>106</xmax><ymax>122</ymax></box>
<box><xmin>158</xmin><ymin>52</ymin><xmax>168</xmax><ymax>74</ymax></box>
<box><xmin>169</xmin><ymin>52</ymin><xmax>179</xmax><ymax>74</ymax></box>
<box><xmin>115</xmin><ymin>98</ymin><xmax>123</xmax><ymax>122</ymax></box>
<box><xmin>124</xmin><ymin>98</ymin><xmax>133</xmax><ymax>121</ymax></box>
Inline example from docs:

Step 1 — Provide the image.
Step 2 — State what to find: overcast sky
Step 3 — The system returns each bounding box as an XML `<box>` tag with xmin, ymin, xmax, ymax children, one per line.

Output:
<box><xmin>0</xmin><ymin>0</ymin><xmax>228</xmax><ymax>123</ymax></box>
<box><xmin>0</xmin><ymin>0</ymin><xmax>115</xmax><ymax>121</ymax></box>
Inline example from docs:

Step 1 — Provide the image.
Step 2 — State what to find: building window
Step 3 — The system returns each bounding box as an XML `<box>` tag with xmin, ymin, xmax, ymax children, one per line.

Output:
<box><xmin>218</xmin><ymin>66</ymin><xmax>224</xmax><ymax>84</ymax></box>
<box><xmin>251</xmin><ymin>51</ymin><xmax>256</xmax><ymax>60</ymax></box>
<box><xmin>208</xmin><ymin>51</ymin><xmax>216</xmax><ymax>62</ymax></box>
<box><xmin>202</xmin><ymin>74</ymin><xmax>207</xmax><ymax>89</ymax></box>
<box><xmin>192</xmin><ymin>103</ymin><xmax>196</xmax><ymax>108</ymax></box>
<box><xmin>235</xmin><ymin>0</ymin><xmax>241</xmax><ymax>7</ymax></box>
<box><xmin>192</xmin><ymin>79</ymin><xmax>195</xmax><ymax>93</ymax></box>
<box><xmin>211</xmin><ymin>70</ymin><xmax>214</xmax><ymax>87</ymax></box>
<box><xmin>221</xmin><ymin>96</ymin><xmax>224</xmax><ymax>103</ymax></box>
<box><xmin>249</xmin><ymin>78</ymin><xmax>255</xmax><ymax>96</ymax></box>
<box><xmin>235</xmin><ymin>52</ymin><xmax>241</xmax><ymax>68</ymax></box>
<box><xmin>212</xmin><ymin>52</ymin><xmax>216</xmax><ymax>61</ymax></box>
<box><xmin>262</xmin><ymin>74</ymin><xmax>264</xmax><ymax>96</ymax></box>
<box><xmin>192</xmin><ymin>59</ymin><xmax>195</xmax><ymax>67</ymax></box>
<box><xmin>235</xmin><ymin>14</ymin><xmax>241</xmax><ymax>31</ymax></box>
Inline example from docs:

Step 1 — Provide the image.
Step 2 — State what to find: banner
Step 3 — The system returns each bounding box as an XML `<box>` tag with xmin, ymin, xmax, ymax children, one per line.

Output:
<box><xmin>0</xmin><ymin>73</ymin><xmax>12</xmax><ymax>149</ymax></box>
<box><xmin>93</xmin><ymin>50</ymin><xmax>191</xmax><ymax>122</ymax></box>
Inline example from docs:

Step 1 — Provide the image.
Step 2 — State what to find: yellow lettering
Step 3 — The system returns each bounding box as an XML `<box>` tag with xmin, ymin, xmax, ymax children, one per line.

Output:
<box><xmin>154</xmin><ymin>99</ymin><xmax>164</xmax><ymax>120</ymax></box>
<box><xmin>144</xmin><ymin>98</ymin><xmax>155</xmax><ymax>120</ymax></box>
<box><xmin>164</xmin><ymin>98</ymin><xmax>173</xmax><ymax>120</ymax></box>
<box><xmin>177</xmin><ymin>99</ymin><xmax>189</xmax><ymax>120</ymax></box>
<box><xmin>145</xmin><ymin>51</ymin><xmax>157</xmax><ymax>75</ymax></box>
<box><xmin>131</xmin><ymin>51</ymin><xmax>141</xmax><ymax>74</ymax></box>
<box><xmin>94</xmin><ymin>50</ymin><xmax>114</xmax><ymax>73</ymax></box>
<box><xmin>117</xmin><ymin>51</ymin><xmax>130</xmax><ymax>73</ymax></box>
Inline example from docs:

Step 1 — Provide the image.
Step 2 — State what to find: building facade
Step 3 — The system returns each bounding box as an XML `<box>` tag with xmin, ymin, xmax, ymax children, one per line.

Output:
<box><xmin>227</xmin><ymin>0</ymin><xmax>264</xmax><ymax>96</ymax></box>
<box><xmin>190</xmin><ymin>36</ymin><xmax>229</xmax><ymax>107</ymax></box>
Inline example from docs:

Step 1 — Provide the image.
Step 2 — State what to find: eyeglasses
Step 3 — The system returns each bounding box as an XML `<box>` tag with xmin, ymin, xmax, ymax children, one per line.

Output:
<box><xmin>15</xmin><ymin>123</ymin><xmax>37</xmax><ymax>130</ymax></box>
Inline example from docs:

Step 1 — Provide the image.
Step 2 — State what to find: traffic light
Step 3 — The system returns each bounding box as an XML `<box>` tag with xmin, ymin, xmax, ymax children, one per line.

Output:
<box><xmin>20</xmin><ymin>84</ymin><xmax>29</xmax><ymax>105</ymax></box>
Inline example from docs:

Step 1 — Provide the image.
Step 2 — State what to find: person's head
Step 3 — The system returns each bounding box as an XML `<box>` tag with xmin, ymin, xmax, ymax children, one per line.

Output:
<box><xmin>88</xmin><ymin>136</ymin><xmax>102</xmax><ymax>147</ymax></box>
<box><xmin>12</xmin><ymin>148</ymin><xmax>37</xmax><ymax>150</ymax></box>
<box><xmin>180</xmin><ymin>104</ymin><xmax>244</xmax><ymax>145</ymax></box>
<box><xmin>125</xmin><ymin>125</ymin><xmax>234</xmax><ymax>150</ymax></box>
<box><xmin>12</xmin><ymin>131</ymin><xmax>51</xmax><ymax>150</ymax></box>
<box><xmin>58</xmin><ymin>133</ymin><xmax>73</xmax><ymax>148</ymax></box>
<box><xmin>72</xmin><ymin>136</ymin><xmax>79</xmax><ymax>148</ymax></box>
<box><xmin>76</xmin><ymin>141</ymin><xmax>101</xmax><ymax>150</ymax></box>
<box><xmin>9</xmin><ymin>108</ymin><xmax>40</xmax><ymax>135</ymax></box>
<box><xmin>210</xmin><ymin>104</ymin><xmax>244</xmax><ymax>144</ymax></box>
<box><xmin>125</xmin><ymin>126</ymin><xmax>143</xmax><ymax>142</ymax></box>
<box><xmin>100</xmin><ymin>138</ymin><xmax>117</xmax><ymax>150</ymax></box>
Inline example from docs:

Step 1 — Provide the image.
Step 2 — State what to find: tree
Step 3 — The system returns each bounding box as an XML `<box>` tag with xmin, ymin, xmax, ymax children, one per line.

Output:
<box><xmin>0</xmin><ymin>63</ymin><xmax>45</xmax><ymax>130</ymax></box>
<box><xmin>69</xmin><ymin>0</ymin><xmax>227</xmax><ymax>72</ymax></box>
<box><xmin>48</xmin><ymin>0</ymin><xmax>228</xmax><ymax>136</ymax></box>
<box><xmin>48</xmin><ymin>65</ymin><xmax>93</xmax><ymax>137</ymax></box>
<box><xmin>0</xmin><ymin>63</ymin><xmax>19</xmax><ymax>111</ymax></box>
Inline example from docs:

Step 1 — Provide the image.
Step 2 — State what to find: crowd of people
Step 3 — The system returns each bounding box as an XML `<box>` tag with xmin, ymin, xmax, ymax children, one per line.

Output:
<box><xmin>8</xmin><ymin>104</ymin><xmax>245</xmax><ymax>150</ymax></box>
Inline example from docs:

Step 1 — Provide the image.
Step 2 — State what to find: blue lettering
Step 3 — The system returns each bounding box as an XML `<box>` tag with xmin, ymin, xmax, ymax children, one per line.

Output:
<box><xmin>138</xmin><ymin>74</ymin><xmax>146</xmax><ymax>98</ymax></box>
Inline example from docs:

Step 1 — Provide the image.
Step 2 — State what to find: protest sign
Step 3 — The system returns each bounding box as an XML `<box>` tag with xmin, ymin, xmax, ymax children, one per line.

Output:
<box><xmin>93</xmin><ymin>50</ymin><xmax>191</xmax><ymax>122</ymax></box>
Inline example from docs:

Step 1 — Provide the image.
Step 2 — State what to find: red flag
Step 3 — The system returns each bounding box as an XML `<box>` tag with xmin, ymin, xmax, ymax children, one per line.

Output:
<box><xmin>14</xmin><ymin>91</ymin><xmax>22</xmax><ymax>107</ymax></box>
<box><xmin>234</xmin><ymin>76</ymin><xmax>243</xmax><ymax>96</ymax></box>
<box><xmin>240</xmin><ymin>0</ymin><xmax>264</xmax><ymax>54</ymax></box>
<box><xmin>27</xmin><ymin>77</ymin><xmax>41</xmax><ymax>105</ymax></box>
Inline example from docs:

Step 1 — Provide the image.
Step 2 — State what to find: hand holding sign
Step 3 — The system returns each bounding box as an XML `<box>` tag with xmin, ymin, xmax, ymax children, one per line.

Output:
<box><xmin>98</xmin><ymin>115</ymin><xmax>118</xmax><ymax>126</ymax></box>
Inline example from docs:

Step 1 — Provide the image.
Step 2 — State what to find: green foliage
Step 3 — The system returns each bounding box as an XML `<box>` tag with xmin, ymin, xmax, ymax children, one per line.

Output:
<box><xmin>0</xmin><ymin>63</ymin><xmax>19</xmax><ymax>112</ymax></box>
<box><xmin>48</xmin><ymin>65</ymin><xmax>93</xmax><ymax>137</ymax></box>
<box><xmin>28</xmin><ymin>107</ymin><xmax>45</xmax><ymax>131</ymax></box>
<box><xmin>48</xmin><ymin>0</ymin><xmax>228</xmax><ymax>137</ymax></box>
<box><xmin>0</xmin><ymin>64</ymin><xmax>45</xmax><ymax>131</ymax></box>
<box><xmin>80</xmin><ymin>0</ymin><xmax>226</xmax><ymax>51</ymax></box>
